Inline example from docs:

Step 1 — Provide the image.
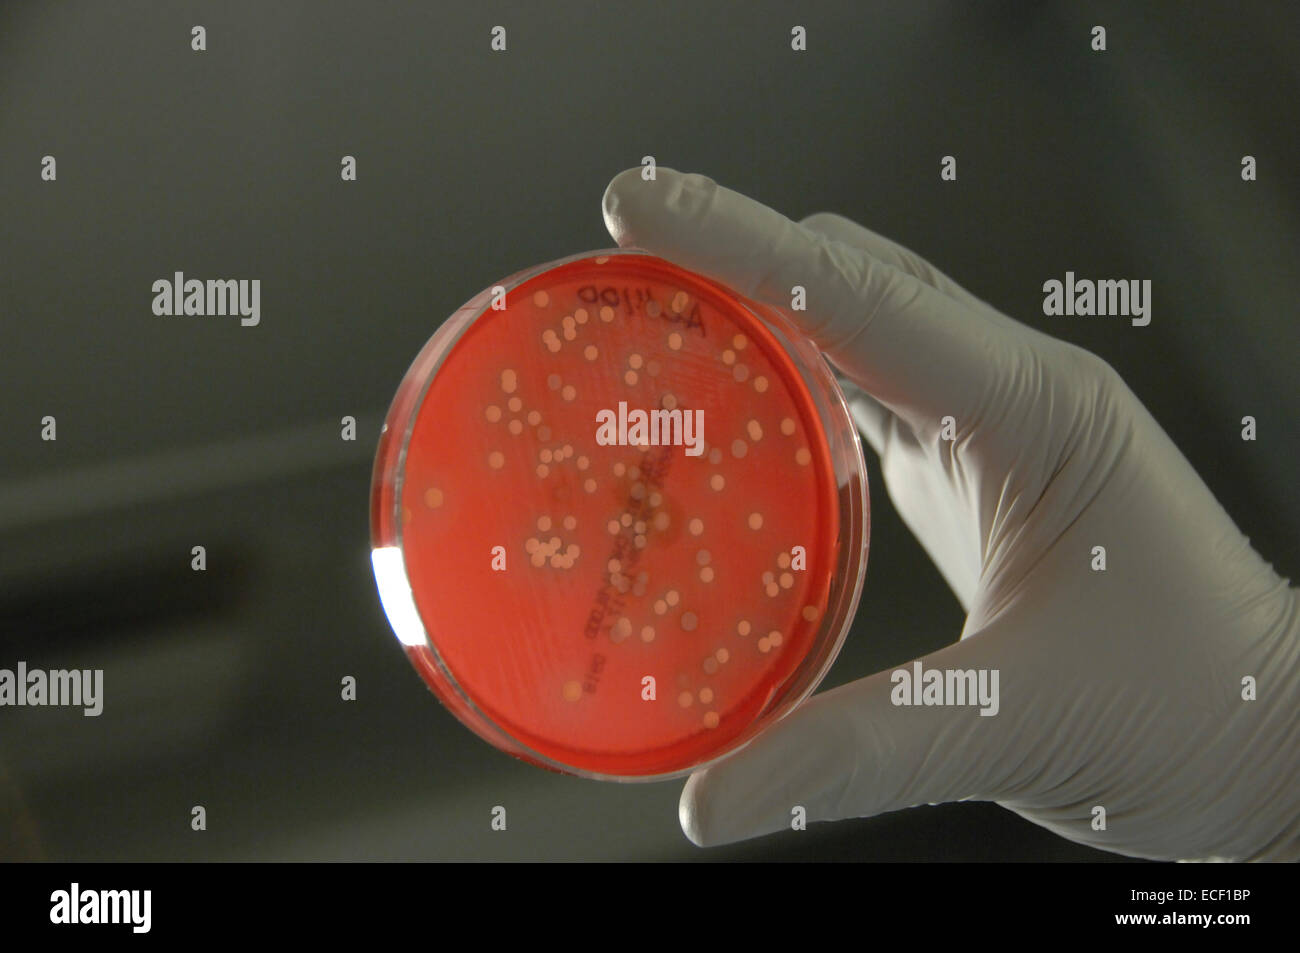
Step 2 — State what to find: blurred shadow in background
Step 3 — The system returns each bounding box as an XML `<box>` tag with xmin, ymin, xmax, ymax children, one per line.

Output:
<box><xmin>0</xmin><ymin>0</ymin><xmax>1295</xmax><ymax>860</ymax></box>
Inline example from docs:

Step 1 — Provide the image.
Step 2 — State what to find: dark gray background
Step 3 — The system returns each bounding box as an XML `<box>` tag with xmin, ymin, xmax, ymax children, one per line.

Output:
<box><xmin>0</xmin><ymin>1</ymin><xmax>1295</xmax><ymax>861</ymax></box>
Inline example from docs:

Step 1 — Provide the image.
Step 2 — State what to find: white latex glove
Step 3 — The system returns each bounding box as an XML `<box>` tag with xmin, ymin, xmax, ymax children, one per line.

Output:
<box><xmin>601</xmin><ymin>167</ymin><xmax>1299</xmax><ymax>862</ymax></box>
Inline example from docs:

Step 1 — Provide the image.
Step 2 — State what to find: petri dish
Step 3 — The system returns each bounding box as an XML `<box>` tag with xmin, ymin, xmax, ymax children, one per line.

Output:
<box><xmin>370</xmin><ymin>249</ymin><xmax>869</xmax><ymax>780</ymax></box>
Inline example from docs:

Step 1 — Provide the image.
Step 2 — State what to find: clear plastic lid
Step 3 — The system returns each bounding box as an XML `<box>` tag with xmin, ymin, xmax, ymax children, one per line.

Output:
<box><xmin>371</xmin><ymin>249</ymin><xmax>869</xmax><ymax>780</ymax></box>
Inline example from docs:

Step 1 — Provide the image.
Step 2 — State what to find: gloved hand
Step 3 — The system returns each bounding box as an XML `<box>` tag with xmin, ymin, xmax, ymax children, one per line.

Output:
<box><xmin>601</xmin><ymin>167</ymin><xmax>1299</xmax><ymax>861</ymax></box>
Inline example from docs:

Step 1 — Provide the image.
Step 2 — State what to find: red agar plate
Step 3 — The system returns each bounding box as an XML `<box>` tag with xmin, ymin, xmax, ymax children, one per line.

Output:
<box><xmin>371</xmin><ymin>250</ymin><xmax>869</xmax><ymax>780</ymax></box>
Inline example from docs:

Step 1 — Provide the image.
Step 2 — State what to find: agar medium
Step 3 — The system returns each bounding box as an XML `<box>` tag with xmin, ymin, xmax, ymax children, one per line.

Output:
<box><xmin>371</xmin><ymin>249</ymin><xmax>869</xmax><ymax>780</ymax></box>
